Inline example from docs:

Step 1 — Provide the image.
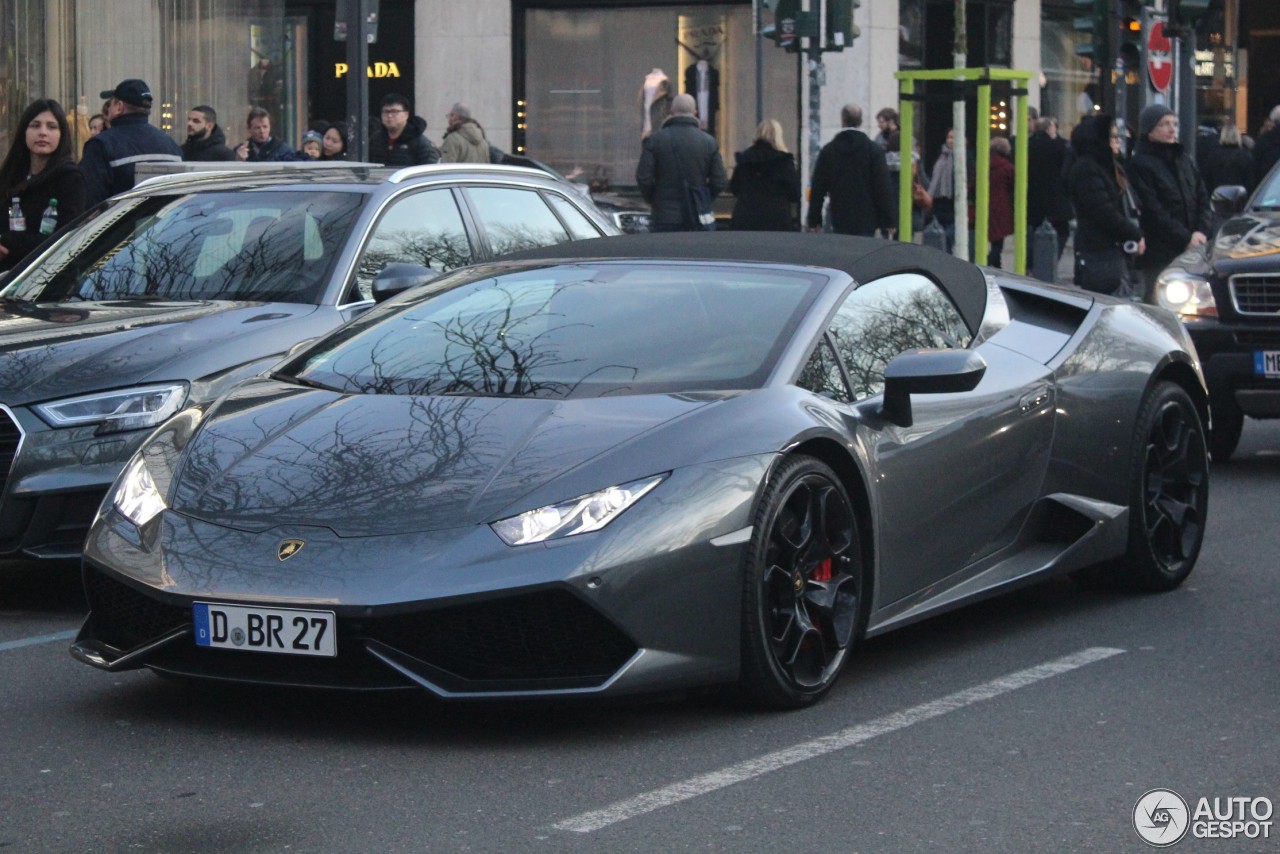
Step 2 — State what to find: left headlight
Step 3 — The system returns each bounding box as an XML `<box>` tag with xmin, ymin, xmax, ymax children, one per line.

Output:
<box><xmin>112</xmin><ymin>455</ymin><xmax>167</xmax><ymax>527</ymax></box>
<box><xmin>490</xmin><ymin>474</ymin><xmax>667</xmax><ymax>546</ymax></box>
<box><xmin>1155</xmin><ymin>269</ymin><xmax>1217</xmax><ymax>318</ymax></box>
<box><xmin>34</xmin><ymin>383</ymin><xmax>189</xmax><ymax>433</ymax></box>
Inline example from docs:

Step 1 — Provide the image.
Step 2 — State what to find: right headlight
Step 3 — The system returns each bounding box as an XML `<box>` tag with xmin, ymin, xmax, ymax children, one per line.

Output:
<box><xmin>1155</xmin><ymin>269</ymin><xmax>1217</xmax><ymax>318</ymax></box>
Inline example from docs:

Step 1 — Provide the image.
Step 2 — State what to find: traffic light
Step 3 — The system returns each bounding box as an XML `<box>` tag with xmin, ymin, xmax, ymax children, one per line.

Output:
<box><xmin>1117</xmin><ymin>3</ymin><xmax>1142</xmax><ymax>83</ymax></box>
<box><xmin>1072</xmin><ymin>0</ymin><xmax>1108</xmax><ymax>64</ymax></box>
<box><xmin>1166</xmin><ymin>0</ymin><xmax>1212</xmax><ymax>37</ymax></box>
<box><xmin>825</xmin><ymin>0</ymin><xmax>859</xmax><ymax>52</ymax></box>
<box><xmin>760</xmin><ymin>0</ymin><xmax>801</xmax><ymax>52</ymax></box>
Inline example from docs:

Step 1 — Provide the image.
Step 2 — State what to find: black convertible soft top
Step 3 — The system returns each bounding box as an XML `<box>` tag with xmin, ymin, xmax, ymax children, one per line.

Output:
<box><xmin>498</xmin><ymin>232</ymin><xmax>989</xmax><ymax>335</ymax></box>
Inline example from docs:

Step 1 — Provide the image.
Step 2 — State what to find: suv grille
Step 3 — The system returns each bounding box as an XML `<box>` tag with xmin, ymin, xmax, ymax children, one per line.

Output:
<box><xmin>0</xmin><ymin>407</ymin><xmax>22</xmax><ymax>493</ymax></box>
<box><xmin>1230</xmin><ymin>274</ymin><xmax>1280</xmax><ymax>315</ymax></box>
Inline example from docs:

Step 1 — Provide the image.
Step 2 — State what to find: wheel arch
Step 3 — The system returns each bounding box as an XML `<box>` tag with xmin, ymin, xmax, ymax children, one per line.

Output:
<box><xmin>781</xmin><ymin>437</ymin><xmax>876</xmax><ymax>625</ymax></box>
<box><xmin>1153</xmin><ymin>355</ymin><xmax>1210</xmax><ymax>433</ymax></box>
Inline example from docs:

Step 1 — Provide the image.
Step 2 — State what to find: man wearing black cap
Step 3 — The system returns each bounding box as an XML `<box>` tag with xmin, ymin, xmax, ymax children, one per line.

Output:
<box><xmin>1127</xmin><ymin>104</ymin><xmax>1212</xmax><ymax>301</ymax></box>
<box><xmin>80</xmin><ymin>79</ymin><xmax>183</xmax><ymax>207</ymax></box>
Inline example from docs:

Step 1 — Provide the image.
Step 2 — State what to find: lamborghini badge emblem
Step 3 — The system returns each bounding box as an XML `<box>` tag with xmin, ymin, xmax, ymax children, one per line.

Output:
<box><xmin>277</xmin><ymin>539</ymin><xmax>305</xmax><ymax>561</ymax></box>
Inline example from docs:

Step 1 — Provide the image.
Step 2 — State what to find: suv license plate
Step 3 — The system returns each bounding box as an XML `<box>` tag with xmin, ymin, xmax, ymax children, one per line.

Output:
<box><xmin>1255</xmin><ymin>351</ymin><xmax>1280</xmax><ymax>378</ymax></box>
<box><xmin>193</xmin><ymin>602</ymin><xmax>336</xmax><ymax>657</ymax></box>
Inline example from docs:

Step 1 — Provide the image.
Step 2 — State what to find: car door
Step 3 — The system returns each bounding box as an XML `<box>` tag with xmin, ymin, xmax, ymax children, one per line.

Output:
<box><xmin>809</xmin><ymin>272</ymin><xmax>1057</xmax><ymax>606</ymax></box>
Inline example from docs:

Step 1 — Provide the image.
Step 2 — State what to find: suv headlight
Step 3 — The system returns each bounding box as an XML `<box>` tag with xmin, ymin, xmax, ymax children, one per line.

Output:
<box><xmin>1155</xmin><ymin>270</ymin><xmax>1216</xmax><ymax>318</ymax></box>
<box><xmin>34</xmin><ymin>383</ymin><xmax>189</xmax><ymax>433</ymax></box>
<box><xmin>490</xmin><ymin>474</ymin><xmax>666</xmax><ymax>545</ymax></box>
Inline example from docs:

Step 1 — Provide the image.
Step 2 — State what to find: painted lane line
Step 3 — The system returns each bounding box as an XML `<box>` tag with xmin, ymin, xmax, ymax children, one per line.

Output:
<box><xmin>0</xmin><ymin>629</ymin><xmax>77</xmax><ymax>652</ymax></box>
<box><xmin>554</xmin><ymin>646</ymin><xmax>1126</xmax><ymax>833</ymax></box>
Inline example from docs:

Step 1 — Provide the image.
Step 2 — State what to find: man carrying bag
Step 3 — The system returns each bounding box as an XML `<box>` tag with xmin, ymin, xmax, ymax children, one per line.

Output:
<box><xmin>636</xmin><ymin>94</ymin><xmax>727</xmax><ymax>232</ymax></box>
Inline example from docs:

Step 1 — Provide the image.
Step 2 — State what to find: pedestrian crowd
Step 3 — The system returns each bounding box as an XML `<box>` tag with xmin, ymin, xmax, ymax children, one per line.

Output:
<box><xmin>3</xmin><ymin>73</ymin><xmax>1278</xmax><ymax>301</ymax></box>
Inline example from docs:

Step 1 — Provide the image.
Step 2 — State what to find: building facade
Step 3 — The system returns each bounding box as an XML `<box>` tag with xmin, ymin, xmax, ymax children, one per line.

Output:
<box><xmin>0</xmin><ymin>0</ymin><xmax>1264</xmax><ymax>191</ymax></box>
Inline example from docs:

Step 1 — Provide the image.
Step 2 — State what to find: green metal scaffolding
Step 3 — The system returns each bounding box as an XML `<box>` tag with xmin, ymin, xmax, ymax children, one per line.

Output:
<box><xmin>893</xmin><ymin>67</ymin><xmax>1035</xmax><ymax>275</ymax></box>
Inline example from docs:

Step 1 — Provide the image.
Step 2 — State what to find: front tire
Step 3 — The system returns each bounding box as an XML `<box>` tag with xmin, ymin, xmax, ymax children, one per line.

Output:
<box><xmin>1121</xmin><ymin>382</ymin><xmax>1209</xmax><ymax>591</ymax></box>
<box><xmin>739</xmin><ymin>456</ymin><xmax>864</xmax><ymax>709</ymax></box>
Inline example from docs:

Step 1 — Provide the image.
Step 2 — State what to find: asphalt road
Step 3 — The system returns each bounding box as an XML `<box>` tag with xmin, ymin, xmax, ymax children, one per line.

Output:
<box><xmin>2</xmin><ymin>421</ymin><xmax>1278</xmax><ymax>853</ymax></box>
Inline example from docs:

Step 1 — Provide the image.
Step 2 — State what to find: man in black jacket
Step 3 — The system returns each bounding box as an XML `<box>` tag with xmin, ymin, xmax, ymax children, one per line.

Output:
<box><xmin>234</xmin><ymin>108</ymin><xmax>302</xmax><ymax>162</ymax></box>
<box><xmin>369</xmin><ymin>94</ymin><xmax>440</xmax><ymax>167</ymax></box>
<box><xmin>806</xmin><ymin>104</ymin><xmax>895</xmax><ymax>236</ymax></box>
<box><xmin>182</xmin><ymin>105</ymin><xmax>235</xmax><ymax>162</ymax></box>
<box><xmin>80</xmin><ymin>79</ymin><xmax>183</xmax><ymax>207</ymax></box>
<box><xmin>635</xmin><ymin>94</ymin><xmax>727</xmax><ymax>231</ymax></box>
<box><xmin>1026</xmin><ymin>117</ymin><xmax>1073</xmax><ymax>262</ymax></box>
<box><xmin>1127</xmin><ymin>104</ymin><xmax>1212</xmax><ymax>301</ymax></box>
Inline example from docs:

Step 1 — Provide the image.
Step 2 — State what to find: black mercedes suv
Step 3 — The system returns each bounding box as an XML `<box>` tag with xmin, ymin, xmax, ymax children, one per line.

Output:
<box><xmin>1153</xmin><ymin>165</ymin><xmax>1280</xmax><ymax>460</ymax></box>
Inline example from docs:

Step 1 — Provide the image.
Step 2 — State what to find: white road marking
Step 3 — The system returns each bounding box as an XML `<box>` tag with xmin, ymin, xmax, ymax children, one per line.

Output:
<box><xmin>0</xmin><ymin>629</ymin><xmax>77</xmax><ymax>652</ymax></box>
<box><xmin>554</xmin><ymin>646</ymin><xmax>1125</xmax><ymax>833</ymax></box>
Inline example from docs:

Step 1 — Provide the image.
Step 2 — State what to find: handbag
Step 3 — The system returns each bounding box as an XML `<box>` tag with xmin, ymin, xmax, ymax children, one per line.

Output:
<box><xmin>1074</xmin><ymin>246</ymin><xmax>1129</xmax><ymax>296</ymax></box>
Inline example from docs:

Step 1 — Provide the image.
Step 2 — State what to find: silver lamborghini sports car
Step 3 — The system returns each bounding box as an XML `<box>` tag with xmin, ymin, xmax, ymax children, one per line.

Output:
<box><xmin>72</xmin><ymin>233</ymin><xmax>1209</xmax><ymax>709</ymax></box>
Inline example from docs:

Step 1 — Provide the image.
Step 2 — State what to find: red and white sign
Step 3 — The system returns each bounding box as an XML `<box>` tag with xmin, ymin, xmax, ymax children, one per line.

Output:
<box><xmin>1148</xmin><ymin>21</ymin><xmax>1174</xmax><ymax>93</ymax></box>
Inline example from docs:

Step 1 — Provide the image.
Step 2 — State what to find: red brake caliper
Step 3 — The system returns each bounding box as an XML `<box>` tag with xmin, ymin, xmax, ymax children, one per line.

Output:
<box><xmin>813</xmin><ymin>558</ymin><xmax>832</xmax><ymax>582</ymax></box>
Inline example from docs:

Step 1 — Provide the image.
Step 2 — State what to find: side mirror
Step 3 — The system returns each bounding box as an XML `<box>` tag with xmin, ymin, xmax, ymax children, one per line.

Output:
<box><xmin>371</xmin><ymin>261</ymin><xmax>435</xmax><ymax>303</ymax></box>
<box><xmin>879</xmin><ymin>348</ymin><xmax>987</xmax><ymax>428</ymax></box>
<box><xmin>1211</xmin><ymin>185</ymin><xmax>1249</xmax><ymax>218</ymax></box>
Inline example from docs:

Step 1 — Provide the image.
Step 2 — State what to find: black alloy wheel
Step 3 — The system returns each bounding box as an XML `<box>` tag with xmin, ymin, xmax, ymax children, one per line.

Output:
<box><xmin>739</xmin><ymin>455</ymin><xmax>864</xmax><ymax>709</ymax></box>
<box><xmin>1123</xmin><ymin>382</ymin><xmax>1209</xmax><ymax>592</ymax></box>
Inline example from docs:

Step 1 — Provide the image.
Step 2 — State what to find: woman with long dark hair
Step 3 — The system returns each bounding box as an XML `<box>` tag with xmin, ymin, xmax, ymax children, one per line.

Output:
<box><xmin>0</xmin><ymin>98</ymin><xmax>86</xmax><ymax>272</ymax></box>
<box><xmin>1067</xmin><ymin>114</ymin><xmax>1144</xmax><ymax>296</ymax></box>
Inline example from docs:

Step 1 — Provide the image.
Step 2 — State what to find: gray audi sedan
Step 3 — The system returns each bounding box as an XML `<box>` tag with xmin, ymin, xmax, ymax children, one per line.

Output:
<box><xmin>0</xmin><ymin>164</ymin><xmax>618</xmax><ymax>562</ymax></box>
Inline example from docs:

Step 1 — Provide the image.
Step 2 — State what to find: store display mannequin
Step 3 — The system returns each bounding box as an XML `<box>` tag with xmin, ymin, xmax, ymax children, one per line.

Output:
<box><xmin>642</xmin><ymin>68</ymin><xmax>672</xmax><ymax>139</ymax></box>
<box><xmin>683</xmin><ymin>59</ymin><xmax>720</xmax><ymax>135</ymax></box>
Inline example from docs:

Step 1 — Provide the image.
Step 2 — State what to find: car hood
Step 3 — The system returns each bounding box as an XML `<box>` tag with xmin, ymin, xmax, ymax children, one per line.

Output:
<box><xmin>1208</xmin><ymin>211</ymin><xmax>1280</xmax><ymax>272</ymax></box>
<box><xmin>169</xmin><ymin>380</ymin><xmax>726</xmax><ymax>536</ymax></box>
<box><xmin>0</xmin><ymin>300</ymin><xmax>319</xmax><ymax>405</ymax></box>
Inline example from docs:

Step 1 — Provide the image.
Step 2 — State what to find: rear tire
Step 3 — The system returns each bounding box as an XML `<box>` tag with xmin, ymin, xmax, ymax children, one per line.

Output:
<box><xmin>1121</xmin><ymin>382</ymin><xmax>1208</xmax><ymax>592</ymax></box>
<box><xmin>738</xmin><ymin>455</ymin><xmax>865</xmax><ymax>710</ymax></box>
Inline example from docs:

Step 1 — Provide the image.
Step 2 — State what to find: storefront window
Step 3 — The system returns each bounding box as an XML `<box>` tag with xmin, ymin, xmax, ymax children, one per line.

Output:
<box><xmin>523</xmin><ymin>5</ymin><xmax>799</xmax><ymax>192</ymax></box>
<box><xmin>1040</xmin><ymin>3</ymin><xmax>1096</xmax><ymax>139</ymax></box>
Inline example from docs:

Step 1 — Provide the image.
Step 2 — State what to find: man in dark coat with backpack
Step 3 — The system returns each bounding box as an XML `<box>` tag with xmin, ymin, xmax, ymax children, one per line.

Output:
<box><xmin>635</xmin><ymin>94</ymin><xmax>726</xmax><ymax>232</ymax></box>
<box><xmin>806</xmin><ymin>104</ymin><xmax>895</xmax><ymax>236</ymax></box>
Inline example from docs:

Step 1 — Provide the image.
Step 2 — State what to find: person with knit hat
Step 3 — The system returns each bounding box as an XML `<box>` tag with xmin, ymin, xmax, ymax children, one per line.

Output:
<box><xmin>1126</xmin><ymin>104</ymin><xmax>1212</xmax><ymax>301</ymax></box>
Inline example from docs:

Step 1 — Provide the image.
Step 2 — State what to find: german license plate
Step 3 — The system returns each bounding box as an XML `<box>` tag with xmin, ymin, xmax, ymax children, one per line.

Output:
<box><xmin>1255</xmin><ymin>351</ymin><xmax>1280</xmax><ymax>378</ymax></box>
<box><xmin>193</xmin><ymin>602</ymin><xmax>336</xmax><ymax>657</ymax></box>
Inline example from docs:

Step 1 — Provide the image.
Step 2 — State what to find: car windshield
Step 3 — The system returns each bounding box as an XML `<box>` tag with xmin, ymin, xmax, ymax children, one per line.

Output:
<box><xmin>0</xmin><ymin>190</ymin><xmax>363</xmax><ymax>305</ymax></box>
<box><xmin>1253</xmin><ymin>168</ymin><xmax>1280</xmax><ymax>209</ymax></box>
<box><xmin>288</xmin><ymin>262</ymin><xmax>826</xmax><ymax>398</ymax></box>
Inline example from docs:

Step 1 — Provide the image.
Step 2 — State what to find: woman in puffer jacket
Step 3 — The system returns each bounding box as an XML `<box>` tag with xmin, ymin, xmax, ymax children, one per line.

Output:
<box><xmin>1067</xmin><ymin>114</ymin><xmax>1145</xmax><ymax>296</ymax></box>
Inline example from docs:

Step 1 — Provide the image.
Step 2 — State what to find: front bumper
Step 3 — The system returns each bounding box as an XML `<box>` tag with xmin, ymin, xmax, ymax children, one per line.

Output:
<box><xmin>73</xmin><ymin>457</ymin><xmax>766</xmax><ymax>698</ymax></box>
<box><xmin>1184</xmin><ymin>320</ymin><xmax>1280</xmax><ymax>419</ymax></box>
<box><xmin>0</xmin><ymin>405</ymin><xmax>145</xmax><ymax>559</ymax></box>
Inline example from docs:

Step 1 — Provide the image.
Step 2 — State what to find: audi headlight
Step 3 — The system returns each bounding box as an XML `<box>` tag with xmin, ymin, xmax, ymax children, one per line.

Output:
<box><xmin>490</xmin><ymin>474</ymin><xmax>667</xmax><ymax>546</ymax></box>
<box><xmin>1155</xmin><ymin>270</ymin><xmax>1217</xmax><ymax>318</ymax></box>
<box><xmin>112</xmin><ymin>455</ymin><xmax>167</xmax><ymax>527</ymax></box>
<box><xmin>34</xmin><ymin>383</ymin><xmax>189</xmax><ymax>433</ymax></box>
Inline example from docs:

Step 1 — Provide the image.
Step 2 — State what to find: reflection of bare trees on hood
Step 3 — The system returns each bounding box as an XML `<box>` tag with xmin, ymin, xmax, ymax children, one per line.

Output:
<box><xmin>175</xmin><ymin>387</ymin><xmax>500</xmax><ymax>534</ymax></box>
